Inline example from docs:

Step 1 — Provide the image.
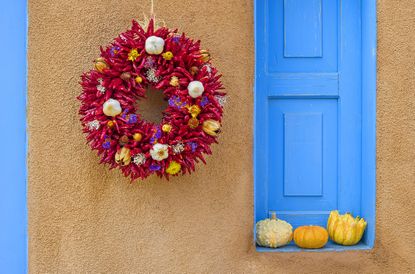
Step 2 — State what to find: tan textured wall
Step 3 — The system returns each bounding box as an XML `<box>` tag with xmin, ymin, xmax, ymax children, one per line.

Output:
<box><xmin>28</xmin><ymin>0</ymin><xmax>415</xmax><ymax>273</ymax></box>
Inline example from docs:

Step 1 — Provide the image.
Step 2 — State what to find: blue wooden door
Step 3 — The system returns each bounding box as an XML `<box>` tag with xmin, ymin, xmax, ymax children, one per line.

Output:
<box><xmin>255</xmin><ymin>0</ymin><xmax>376</xmax><ymax>248</ymax></box>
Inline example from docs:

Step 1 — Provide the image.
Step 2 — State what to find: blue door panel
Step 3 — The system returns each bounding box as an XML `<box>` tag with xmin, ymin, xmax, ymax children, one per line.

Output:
<box><xmin>267</xmin><ymin>0</ymin><xmax>338</xmax><ymax>73</ymax></box>
<box><xmin>284</xmin><ymin>112</ymin><xmax>323</xmax><ymax>196</ymax></box>
<box><xmin>284</xmin><ymin>0</ymin><xmax>322</xmax><ymax>57</ymax></box>
<box><xmin>255</xmin><ymin>0</ymin><xmax>377</xmax><ymax>250</ymax></box>
<box><xmin>268</xmin><ymin>99</ymin><xmax>337</xmax><ymax>212</ymax></box>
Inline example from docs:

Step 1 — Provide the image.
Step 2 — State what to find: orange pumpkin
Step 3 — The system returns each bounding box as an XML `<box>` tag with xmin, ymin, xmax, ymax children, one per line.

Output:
<box><xmin>293</xmin><ymin>225</ymin><xmax>328</xmax><ymax>249</ymax></box>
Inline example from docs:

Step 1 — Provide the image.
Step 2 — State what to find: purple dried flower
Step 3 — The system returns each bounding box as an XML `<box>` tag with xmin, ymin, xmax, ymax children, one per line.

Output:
<box><xmin>149</xmin><ymin>127</ymin><xmax>162</xmax><ymax>145</ymax></box>
<box><xmin>188</xmin><ymin>142</ymin><xmax>198</xmax><ymax>152</ymax></box>
<box><xmin>149</xmin><ymin>164</ymin><xmax>161</xmax><ymax>171</ymax></box>
<box><xmin>200</xmin><ymin>96</ymin><xmax>209</xmax><ymax>107</ymax></box>
<box><xmin>110</xmin><ymin>46</ymin><xmax>120</xmax><ymax>57</ymax></box>
<box><xmin>168</xmin><ymin>96</ymin><xmax>176</xmax><ymax>107</ymax></box>
<box><xmin>128</xmin><ymin>114</ymin><xmax>138</xmax><ymax>124</ymax></box>
<box><xmin>155</xmin><ymin>128</ymin><xmax>162</xmax><ymax>139</ymax></box>
<box><xmin>102</xmin><ymin>142</ymin><xmax>111</xmax><ymax>149</ymax></box>
<box><xmin>168</xmin><ymin>96</ymin><xmax>186</xmax><ymax>109</ymax></box>
<box><xmin>121</xmin><ymin>109</ymin><xmax>129</xmax><ymax>119</ymax></box>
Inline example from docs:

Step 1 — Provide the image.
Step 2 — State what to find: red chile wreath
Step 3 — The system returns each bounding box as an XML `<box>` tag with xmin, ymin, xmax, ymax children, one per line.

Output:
<box><xmin>78</xmin><ymin>19</ymin><xmax>226</xmax><ymax>180</ymax></box>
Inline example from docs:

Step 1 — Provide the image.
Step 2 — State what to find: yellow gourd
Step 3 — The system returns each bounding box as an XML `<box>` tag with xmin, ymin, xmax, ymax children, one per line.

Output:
<box><xmin>293</xmin><ymin>225</ymin><xmax>328</xmax><ymax>249</ymax></box>
<box><xmin>256</xmin><ymin>212</ymin><xmax>293</xmax><ymax>248</ymax></box>
<box><xmin>202</xmin><ymin>120</ymin><xmax>221</xmax><ymax>136</ymax></box>
<box><xmin>327</xmin><ymin>210</ymin><xmax>367</xmax><ymax>246</ymax></box>
<box><xmin>115</xmin><ymin>147</ymin><xmax>131</xmax><ymax>166</ymax></box>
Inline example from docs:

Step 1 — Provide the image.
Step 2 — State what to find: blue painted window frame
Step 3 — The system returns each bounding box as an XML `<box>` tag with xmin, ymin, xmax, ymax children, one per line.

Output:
<box><xmin>0</xmin><ymin>0</ymin><xmax>28</xmax><ymax>271</ymax></box>
<box><xmin>253</xmin><ymin>0</ymin><xmax>377</xmax><ymax>252</ymax></box>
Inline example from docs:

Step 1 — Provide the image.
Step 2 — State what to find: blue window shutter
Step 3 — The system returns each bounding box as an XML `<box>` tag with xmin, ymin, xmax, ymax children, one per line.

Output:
<box><xmin>254</xmin><ymin>0</ymin><xmax>376</xmax><ymax>251</ymax></box>
<box><xmin>0</xmin><ymin>0</ymin><xmax>27</xmax><ymax>269</ymax></box>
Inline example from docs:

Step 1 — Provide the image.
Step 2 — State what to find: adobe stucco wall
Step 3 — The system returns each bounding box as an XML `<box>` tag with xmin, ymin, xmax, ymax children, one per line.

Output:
<box><xmin>28</xmin><ymin>0</ymin><xmax>415</xmax><ymax>273</ymax></box>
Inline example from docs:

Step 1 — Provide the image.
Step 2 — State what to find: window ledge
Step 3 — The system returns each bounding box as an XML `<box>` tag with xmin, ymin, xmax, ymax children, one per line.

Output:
<box><xmin>256</xmin><ymin>241</ymin><xmax>373</xmax><ymax>252</ymax></box>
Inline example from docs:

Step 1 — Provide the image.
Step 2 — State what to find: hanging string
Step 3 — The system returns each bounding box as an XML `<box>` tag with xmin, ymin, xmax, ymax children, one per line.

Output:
<box><xmin>138</xmin><ymin>0</ymin><xmax>166</xmax><ymax>30</ymax></box>
<box><xmin>150</xmin><ymin>0</ymin><xmax>154</xmax><ymax>19</ymax></box>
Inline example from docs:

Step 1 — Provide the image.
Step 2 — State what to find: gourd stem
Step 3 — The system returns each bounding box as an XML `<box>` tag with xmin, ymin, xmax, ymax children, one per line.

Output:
<box><xmin>269</xmin><ymin>211</ymin><xmax>277</xmax><ymax>220</ymax></box>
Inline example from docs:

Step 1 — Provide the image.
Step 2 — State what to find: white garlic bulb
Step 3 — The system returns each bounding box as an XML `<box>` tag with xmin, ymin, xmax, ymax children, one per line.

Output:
<box><xmin>103</xmin><ymin>99</ymin><xmax>122</xmax><ymax>117</ymax></box>
<box><xmin>145</xmin><ymin>36</ymin><xmax>165</xmax><ymax>55</ymax></box>
<box><xmin>187</xmin><ymin>81</ymin><xmax>205</xmax><ymax>98</ymax></box>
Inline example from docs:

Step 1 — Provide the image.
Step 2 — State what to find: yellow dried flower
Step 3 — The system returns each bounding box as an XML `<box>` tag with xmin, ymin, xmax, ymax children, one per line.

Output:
<box><xmin>162</xmin><ymin>51</ymin><xmax>174</xmax><ymax>60</ymax></box>
<box><xmin>166</xmin><ymin>161</ymin><xmax>181</xmax><ymax>175</ymax></box>
<box><xmin>188</xmin><ymin>117</ymin><xmax>199</xmax><ymax>129</ymax></box>
<box><xmin>128</xmin><ymin>48</ymin><xmax>140</xmax><ymax>61</ymax></box>
<box><xmin>187</xmin><ymin>105</ymin><xmax>201</xmax><ymax>118</ymax></box>
<box><xmin>135</xmin><ymin>76</ymin><xmax>143</xmax><ymax>84</ymax></box>
<box><xmin>133</xmin><ymin>133</ymin><xmax>142</xmax><ymax>142</ymax></box>
<box><xmin>107</xmin><ymin>120</ymin><xmax>115</xmax><ymax>128</ymax></box>
<box><xmin>162</xmin><ymin>124</ymin><xmax>172</xmax><ymax>133</ymax></box>
<box><xmin>169</xmin><ymin>76</ymin><xmax>179</xmax><ymax>87</ymax></box>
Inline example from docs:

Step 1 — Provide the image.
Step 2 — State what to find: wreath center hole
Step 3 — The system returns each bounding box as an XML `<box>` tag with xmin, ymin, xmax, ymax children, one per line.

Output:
<box><xmin>135</xmin><ymin>86</ymin><xmax>169</xmax><ymax>124</ymax></box>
